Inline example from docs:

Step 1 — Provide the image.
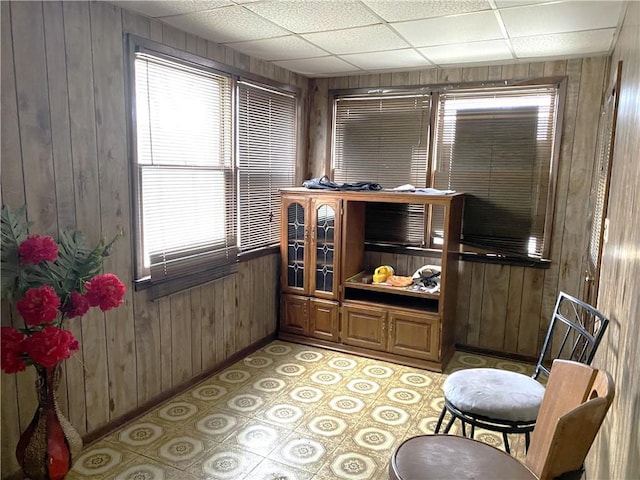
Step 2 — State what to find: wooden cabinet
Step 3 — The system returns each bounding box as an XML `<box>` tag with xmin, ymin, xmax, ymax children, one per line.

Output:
<box><xmin>278</xmin><ymin>188</ymin><xmax>463</xmax><ymax>372</ymax></box>
<box><xmin>281</xmin><ymin>194</ymin><xmax>341</xmax><ymax>341</ymax></box>
<box><xmin>341</xmin><ymin>303</ymin><xmax>440</xmax><ymax>361</ymax></box>
<box><xmin>281</xmin><ymin>294</ymin><xmax>339</xmax><ymax>341</ymax></box>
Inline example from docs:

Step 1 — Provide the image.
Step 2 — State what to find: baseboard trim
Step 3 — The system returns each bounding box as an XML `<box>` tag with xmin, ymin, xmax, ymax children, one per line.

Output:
<box><xmin>455</xmin><ymin>344</ymin><xmax>537</xmax><ymax>365</ymax></box>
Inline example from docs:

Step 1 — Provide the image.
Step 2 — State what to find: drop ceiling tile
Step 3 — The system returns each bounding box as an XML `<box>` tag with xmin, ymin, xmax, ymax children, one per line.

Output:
<box><xmin>113</xmin><ymin>1</ymin><xmax>232</xmax><ymax>18</ymax></box>
<box><xmin>419</xmin><ymin>39</ymin><xmax>514</xmax><ymax>65</ymax></box>
<box><xmin>274</xmin><ymin>56</ymin><xmax>361</xmax><ymax>76</ymax></box>
<box><xmin>363</xmin><ymin>0</ymin><xmax>491</xmax><ymax>22</ymax></box>
<box><xmin>161</xmin><ymin>6</ymin><xmax>289</xmax><ymax>43</ymax></box>
<box><xmin>301</xmin><ymin>25</ymin><xmax>409</xmax><ymax>55</ymax></box>
<box><xmin>392</xmin><ymin>10</ymin><xmax>504</xmax><ymax>47</ymax></box>
<box><xmin>512</xmin><ymin>29</ymin><xmax>616</xmax><ymax>58</ymax></box>
<box><xmin>494</xmin><ymin>0</ymin><xmax>552</xmax><ymax>7</ymax></box>
<box><xmin>244</xmin><ymin>0</ymin><xmax>381</xmax><ymax>33</ymax></box>
<box><xmin>339</xmin><ymin>49</ymin><xmax>432</xmax><ymax>70</ymax></box>
<box><xmin>501</xmin><ymin>1</ymin><xmax>625</xmax><ymax>37</ymax></box>
<box><xmin>226</xmin><ymin>36</ymin><xmax>328</xmax><ymax>61</ymax></box>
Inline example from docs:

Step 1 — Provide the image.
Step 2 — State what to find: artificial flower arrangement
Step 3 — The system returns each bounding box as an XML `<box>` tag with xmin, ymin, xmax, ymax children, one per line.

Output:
<box><xmin>0</xmin><ymin>205</ymin><xmax>126</xmax><ymax>374</ymax></box>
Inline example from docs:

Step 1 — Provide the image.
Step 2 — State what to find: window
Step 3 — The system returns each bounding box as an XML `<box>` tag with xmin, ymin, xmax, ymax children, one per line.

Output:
<box><xmin>432</xmin><ymin>85</ymin><xmax>561</xmax><ymax>259</ymax></box>
<box><xmin>332</xmin><ymin>94</ymin><xmax>431</xmax><ymax>245</ymax></box>
<box><xmin>129</xmin><ymin>37</ymin><xmax>299</xmax><ymax>292</ymax></box>
<box><xmin>331</xmin><ymin>81</ymin><xmax>564</xmax><ymax>261</ymax></box>
<box><xmin>133</xmin><ymin>53</ymin><xmax>236</xmax><ymax>284</ymax></box>
<box><xmin>238</xmin><ymin>81</ymin><xmax>297</xmax><ymax>251</ymax></box>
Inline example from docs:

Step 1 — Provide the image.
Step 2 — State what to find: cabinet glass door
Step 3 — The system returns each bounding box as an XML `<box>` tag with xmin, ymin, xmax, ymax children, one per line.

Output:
<box><xmin>286</xmin><ymin>201</ymin><xmax>306</xmax><ymax>289</ymax></box>
<box><xmin>313</xmin><ymin>204</ymin><xmax>336</xmax><ymax>294</ymax></box>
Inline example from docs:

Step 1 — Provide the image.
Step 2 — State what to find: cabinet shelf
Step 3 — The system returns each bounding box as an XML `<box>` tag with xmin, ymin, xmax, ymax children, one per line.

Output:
<box><xmin>345</xmin><ymin>271</ymin><xmax>440</xmax><ymax>300</ymax></box>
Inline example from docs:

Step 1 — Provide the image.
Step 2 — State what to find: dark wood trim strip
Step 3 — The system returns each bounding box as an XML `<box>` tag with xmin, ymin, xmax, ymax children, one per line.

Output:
<box><xmin>455</xmin><ymin>344</ymin><xmax>538</xmax><ymax>365</ymax></box>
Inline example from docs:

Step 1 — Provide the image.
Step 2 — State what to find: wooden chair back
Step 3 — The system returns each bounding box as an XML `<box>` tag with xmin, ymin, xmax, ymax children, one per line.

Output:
<box><xmin>524</xmin><ymin>360</ymin><xmax>615</xmax><ymax>480</ymax></box>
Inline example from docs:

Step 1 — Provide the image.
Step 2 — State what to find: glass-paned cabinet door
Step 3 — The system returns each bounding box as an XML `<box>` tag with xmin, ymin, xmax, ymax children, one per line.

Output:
<box><xmin>312</xmin><ymin>200</ymin><xmax>340</xmax><ymax>298</ymax></box>
<box><xmin>286</xmin><ymin>201</ymin><xmax>306</xmax><ymax>290</ymax></box>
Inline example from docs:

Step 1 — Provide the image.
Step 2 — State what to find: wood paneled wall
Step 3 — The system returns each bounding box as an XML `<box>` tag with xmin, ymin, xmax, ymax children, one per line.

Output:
<box><xmin>586</xmin><ymin>2</ymin><xmax>640</xmax><ymax>479</ymax></box>
<box><xmin>0</xmin><ymin>2</ymin><xmax>306</xmax><ymax>475</ymax></box>
<box><xmin>308</xmin><ymin>57</ymin><xmax>608</xmax><ymax>359</ymax></box>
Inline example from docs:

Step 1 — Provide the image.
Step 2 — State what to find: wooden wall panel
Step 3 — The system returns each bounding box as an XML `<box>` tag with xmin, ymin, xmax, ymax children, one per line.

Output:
<box><xmin>586</xmin><ymin>3</ymin><xmax>640</xmax><ymax>479</ymax></box>
<box><xmin>310</xmin><ymin>58</ymin><xmax>606</xmax><ymax>358</ymax></box>
<box><xmin>0</xmin><ymin>2</ymin><xmax>303</xmax><ymax>475</ymax></box>
<box><xmin>91</xmin><ymin>0</ymin><xmax>139</xmax><ymax>421</ymax></box>
<box><xmin>43</xmin><ymin>1</ymin><xmax>75</xmax><ymax>230</ymax></box>
<box><xmin>479</xmin><ymin>264</ymin><xmax>509</xmax><ymax>351</ymax></box>
<box><xmin>1</xmin><ymin>7</ymin><xmax>30</xmax><ymax>473</ymax></box>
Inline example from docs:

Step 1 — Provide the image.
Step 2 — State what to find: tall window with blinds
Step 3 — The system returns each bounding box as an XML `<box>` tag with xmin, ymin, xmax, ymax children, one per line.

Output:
<box><xmin>133</xmin><ymin>52</ymin><xmax>236</xmax><ymax>284</ymax></box>
<box><xmin>332</xmin><ymin>94</ymin><xmax>431</xmax><ymax>245</ymax></box>
<box><xmin>432</xmin><ymin>85</ymin><xmax>562</xmax><ymax>259</ymax></box>
<box><xmin>237</xmin><ymin>81</ymin><xmax>297</xmax><ymax>251</ymax></box>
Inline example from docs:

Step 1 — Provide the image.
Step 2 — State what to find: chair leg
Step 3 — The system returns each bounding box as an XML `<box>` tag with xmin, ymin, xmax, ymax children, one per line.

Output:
<box><xmin>434</xmin><ymin>407</ymin><xmax>447</xmax><ymax>433</ymax></box>
<box><xmin>470</xmin><ymin>423</ymin><xmax>475</xmax><ymax>439</ymax></box>
<box><xmin>525</xmin><ymin>432</ymin><xmax>531</xmax><ymax>452</ymax></box>
<box><xmin>502</xmin><ymin>433</ymin><xmax>511</xmax><ymax>454</ymax></box>
<box><xmin>461</xmin><ymin>420</ymin><xmax>467</xmax><ymax>437</ymax></box>
<box><xmin>444</xmin><ymin>415</ymin><xmax>456</xmax><ymax>433</ymax></box>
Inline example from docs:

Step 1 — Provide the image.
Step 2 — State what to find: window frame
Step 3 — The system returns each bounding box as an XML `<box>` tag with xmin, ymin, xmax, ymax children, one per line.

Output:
<box><xmin>125</xmin><ymin>35</ymin><xmax>300</xmax><ymax>295</ymax></box>
<box><xmin>329</xmin><ymin>78</ymin><xmax>566</xmax><ymax>263</ymax></box>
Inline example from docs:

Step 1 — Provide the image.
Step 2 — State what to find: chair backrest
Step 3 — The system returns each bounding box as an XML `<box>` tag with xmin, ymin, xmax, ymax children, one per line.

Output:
<box><xmin>533</xmin><ymin>291</ymin><xmax>609</xmax><ymax>379</ymax></box>
<box><xmin>524</xmin><ymin>359</ymin><xmax>615</xmax><ymax>480</ymax></box>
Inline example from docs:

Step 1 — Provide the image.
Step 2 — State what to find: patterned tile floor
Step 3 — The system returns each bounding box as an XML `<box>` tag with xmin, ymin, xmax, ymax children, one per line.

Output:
<box><xmin>66</xmin><ymin>341</ymin><xmax>534</xmax><ymax>480</ymax></box>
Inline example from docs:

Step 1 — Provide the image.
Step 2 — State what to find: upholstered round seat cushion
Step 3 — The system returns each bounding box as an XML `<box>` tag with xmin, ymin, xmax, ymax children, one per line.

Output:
<box><xmin>443</xmin><ymin>369</ymin><xmax>545</xmax><ymax>422</ymax></box>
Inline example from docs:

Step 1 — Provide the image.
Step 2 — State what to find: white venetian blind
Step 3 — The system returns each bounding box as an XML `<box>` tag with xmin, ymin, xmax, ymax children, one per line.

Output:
<box><xmin>333</xmin><ymin>94</ymin><xmax>431</xmax><ymax>245</ymax></box>
<box><xmin>333</xmin><ymin>94</ymin><xmax>430</xmax><ymax>187</ymax></box>
<box><xmin>237</xmin><ymin>81</ymin><xmax>297</xmax><ymax>251</ymax></box>
<box><xmin>432</xmin><ymin>85</ymin><xmax>559</xmax><ymax>258</ymax></box>
<box><xmin>134</xmin><ymin>52</ymin><xmax>236</xmax><ymax>282</ymax></box>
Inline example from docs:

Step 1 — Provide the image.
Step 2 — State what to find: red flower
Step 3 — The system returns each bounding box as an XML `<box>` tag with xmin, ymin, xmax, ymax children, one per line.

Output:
<box><xmin>84</xmin><ymin>274</ymin><xmax>126</xmax><ymax>311</ymax></box>
<box><xmin>17</xmin><ymin>235</ymin><xmax>58</xmax><ymax>264</ymax></box>
<box><xmin>22</xmin><ymin>326</ymin><xmax>79</xmax><ymax>368</ymax></box>
<box><xmin>62</xmin><ymin>291</ymin><xmax>90</xmax><ymax>319</ymax></box>
<box><xmin>16</xmin><ymin>286</ymin><xmax>61</xmax><ymax>326</ymax></box>
<box><xmin>1</xmin><ymin>327</ymin><xmax>27</xmax><ymax>373</ymax></box>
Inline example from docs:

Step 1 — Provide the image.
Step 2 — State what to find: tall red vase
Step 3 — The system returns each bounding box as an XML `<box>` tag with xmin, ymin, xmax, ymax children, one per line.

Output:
<box><xmin>15</xmin><ymin>363</ymin><xmax>83</xmax><ymax>480</ymax></box>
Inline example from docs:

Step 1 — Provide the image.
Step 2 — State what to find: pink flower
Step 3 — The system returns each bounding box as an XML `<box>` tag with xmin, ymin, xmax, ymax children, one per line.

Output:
<box><xmin>1</xmin><ymin>327</ymin><xmax>27</xmax><ymax>373</ymax></box>
<box><xmin>17</xmin><ymin>235</ymin><xmax>58</xmax><ymax>264</ymax></box>
<box><xmin>62</xmin><ymin>291</ymin><xmax>90</xmax><ymax>319</ymax></box>
<box><xmin>84</xmin><ymin>274</ymin><xmax>126</xmax><ymax>311</ymax></box>
<box><xmin>22</xmin><ymin>326</ymin><xmax>79</xmax><ymax>368</ymax></box>
<box><xmin>16</xmin><ymin>286</ymin><xmax>61</xmax><ymax>326</ymax></box>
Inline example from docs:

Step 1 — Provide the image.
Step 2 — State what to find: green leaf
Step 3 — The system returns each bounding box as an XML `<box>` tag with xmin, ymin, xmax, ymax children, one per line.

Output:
<box><xmin>1</xmin><ymin>205</ymin><xmax>29</xmax><ymax>300</ymax></box>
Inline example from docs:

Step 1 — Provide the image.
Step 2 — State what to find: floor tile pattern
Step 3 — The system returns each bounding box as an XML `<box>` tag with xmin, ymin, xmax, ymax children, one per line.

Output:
<box><xmin>67</xmin><ymin>341</ymin><xmax>533</xmax><ymax>480</ymax></box>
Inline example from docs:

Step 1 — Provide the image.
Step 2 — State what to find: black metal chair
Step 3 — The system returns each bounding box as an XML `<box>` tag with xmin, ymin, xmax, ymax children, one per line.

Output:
<box><xmin>434</xmin><ymin>291</ymin><xmax>609</xmax><ymax>454</ymax></box>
